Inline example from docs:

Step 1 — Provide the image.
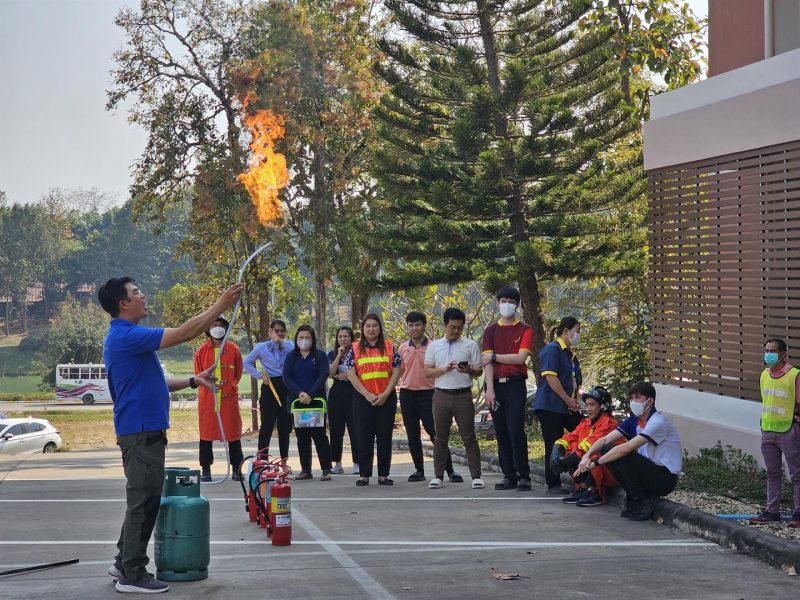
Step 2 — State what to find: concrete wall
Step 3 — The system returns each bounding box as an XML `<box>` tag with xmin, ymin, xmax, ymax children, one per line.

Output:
<box><xmin>644</xmin><ymin>47</ymin><xmax>800</xmax><ymax>170</ymax></box>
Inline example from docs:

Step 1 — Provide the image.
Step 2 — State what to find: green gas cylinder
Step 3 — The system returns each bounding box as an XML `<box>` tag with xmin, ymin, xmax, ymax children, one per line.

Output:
<box><xmin>154</xmin><ymin>468</ymin><xmax>210</xmax><ymax>581</ymax></box>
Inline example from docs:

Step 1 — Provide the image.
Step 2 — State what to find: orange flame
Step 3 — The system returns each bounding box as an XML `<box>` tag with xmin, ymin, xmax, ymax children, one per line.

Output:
<box><xmin>237</xmin><ymin>108</ymin><xmax>289</xmax><ymax>225</ymax></box>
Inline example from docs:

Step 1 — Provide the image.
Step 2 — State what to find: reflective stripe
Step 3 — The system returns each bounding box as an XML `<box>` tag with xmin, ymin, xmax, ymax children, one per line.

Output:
<box><xmin>362</xmin><ymin>371</ymin><xmax>390</xmax><ymax>381</ymax></box>
<box><xmin>760</xmin><ymin>367</ymin><xmax>798</xmax><ymax>433</ymax></box>
<box><xmin>357</xmin><ymin>356</ymin><xmax>391</xmax><ymax>366</ymax></box>
<box><xmin>763</xmin><ymin>405</ymin><xmax>787</xmax><ymax>415</ymax></box>
<box><xmin>554</xmin><ymin>439</ymin><xmax>568</xmax><ymax>448</ymax></box>
<box><xmin>578</xmin><ymin>440</ymin><xmax>591</xmax><ymax>452</ymax></box>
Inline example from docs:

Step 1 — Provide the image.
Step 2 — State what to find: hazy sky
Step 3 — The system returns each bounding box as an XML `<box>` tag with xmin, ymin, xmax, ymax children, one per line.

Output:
<box><xmin>0</xmin><ymin>0</ymin><xmax>710</xmax><ymax>206</ymax></box>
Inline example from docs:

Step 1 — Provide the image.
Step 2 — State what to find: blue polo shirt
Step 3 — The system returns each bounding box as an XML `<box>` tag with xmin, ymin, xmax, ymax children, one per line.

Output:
<box><xmin>532</xmin><ymin>338</ymin><xmax>582</xmax><ymax>414</ymax></box>
<box><xmin>282</xmin><ymin>348</ymin><xmax>330</xmax><ymax>410</ymax></box>
<box><xmin>103</xmin><ymin>319</ymin><xmax>169</xmax><ymax>436</ymax></box>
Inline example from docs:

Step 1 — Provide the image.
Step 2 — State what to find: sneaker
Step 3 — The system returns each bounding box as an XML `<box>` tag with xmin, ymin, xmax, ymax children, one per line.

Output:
<box><xmin>352</xmin><ymin>463</ymin><xmax>360</xmax><ymax>475</ymax></box>
<box><xmin>408</xmin><ymin>470</ymin><xmax>426</xmax><ymax>482</ymax></box>
<box><xmin>200</xmin><ymin>468</ymin><xmax>212</xmax><ymax>483</ymax></box>
<box><xmin>516</xmin><ymin>477</ymin><xmax>532</xmax><ymax>491</ymax></box>
<box><xmin>562</xmin><ymin>488</ymin><xmax>589</xmax><ymax>504</ymax></box>
<box><xmin>628</xmin><ymin>495</ymin><xmax>659</xmax><ymax>521</ymax></box>
<box><xmin>114</xmin><ymin>573</ymin><xmax>169</xmax><ymax>594</ymax></box>
<box><xmin>471</xmin><ymin>478</ymin><xmax>485</xmax><ymax>489</ymax></box>
<box><xmin>576</xmin><ymin>489</ymin><xmax>603</xmax><ymax>507</ymax></box>
<box><xmin>749</xmin><ymin>511</ymin><xmax>781</xmax><ymax>524</ymax></box>
<box><xmin>107</xmin><ymin>557</ymin><xmax>123</xmax><ymax>580</ymax></box>
<box><xmin>448</xmin><ymin>472</ymin><xmax>464</xmax><ymax>483</ymax></box>
<box><xmin>428</xmin><ymin>477</ymin><xmax>443</xmax><ymax>489</ymax></box>
<box><xmin>330</xmin><ymin>463</ymin><xmax>345</xmax><ymax>475</ymax></box>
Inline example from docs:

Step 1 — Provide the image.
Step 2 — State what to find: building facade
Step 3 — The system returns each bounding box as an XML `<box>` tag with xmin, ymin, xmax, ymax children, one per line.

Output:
<box><xmin>643</xmin><ymin>0</ymin><xmax>800</xmax><ymax>463</ymax></box>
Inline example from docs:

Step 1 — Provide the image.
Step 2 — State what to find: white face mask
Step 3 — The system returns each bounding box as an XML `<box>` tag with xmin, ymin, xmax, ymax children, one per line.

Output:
<box><xmin>630</xmin><ymin>399</ymin><xmax>648</xmax><ymax>417</ymax></box>
<box><xmin>297</xmin><ymin>339</ymin><xmax>312</xmax><ymax>351</ymax></box>
<box><xmin>209</xmin><ymin>326</ymin><xmax>226</xmax><ymax>340</ymax></box>
<box><xmin>569</xmin><ymin>330</ymin><xmax>581</xmax><ymax>346</ymax></box>
<box><xmin>498</xmin><ymin>302</ymin><xmax>517</xmax><ymax>318</ymax></box>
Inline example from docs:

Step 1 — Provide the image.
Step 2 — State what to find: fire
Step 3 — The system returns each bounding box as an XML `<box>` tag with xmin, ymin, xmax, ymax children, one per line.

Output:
<box><xmin>237</xmin><ymin>108</ymin><xmax>289</xmax><ymax>225</ymax></box>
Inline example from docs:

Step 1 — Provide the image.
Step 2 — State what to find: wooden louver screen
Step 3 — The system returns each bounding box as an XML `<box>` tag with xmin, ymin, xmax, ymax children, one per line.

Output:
<box><xmin>648</xmin><ymin>140</ymin><xmax>800</xmax><ymax>401</ymax></box>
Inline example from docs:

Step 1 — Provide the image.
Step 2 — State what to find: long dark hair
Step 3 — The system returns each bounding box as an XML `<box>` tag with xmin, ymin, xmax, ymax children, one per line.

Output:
<box><xmin>550</xmin><ymin>316</ymin><xmax>579</xmax><ymax>341</ymax></box>
<box><xmin>359</xmin><ymin>313</ymin><xmax>386</xmax><ymax>355</ymax></box>
<box><xmin>293</xmin><ymin>324</ymin><xmax>318</xmax><ymax>364</ymax></box>
<box><xmin>334</xmin><ymin>326</ymin><xmax>355</xmax><ymax>353</ymax></box>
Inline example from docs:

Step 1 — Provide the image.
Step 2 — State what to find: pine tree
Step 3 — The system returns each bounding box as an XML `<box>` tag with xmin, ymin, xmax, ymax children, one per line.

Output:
<box><xmin>373</xmin><ymin>0</ymin><xmax>648</xmax><ymax>364</ymax></box>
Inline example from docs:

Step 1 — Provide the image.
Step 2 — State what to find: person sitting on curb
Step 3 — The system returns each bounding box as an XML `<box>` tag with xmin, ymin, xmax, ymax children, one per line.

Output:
<box><xmin>750</xmin><ymin>338</ymin><xmax>800</xmax><ymax>528</ymax></box>
<box><xmin>550</xmin><ymin>386</ymin><xmax>618</xmax><ymax>507</ymax></box>
<box><xmin>574</xmin><ymin>382</ymin><xmax>682</xmax><ymax>521</ymax></box>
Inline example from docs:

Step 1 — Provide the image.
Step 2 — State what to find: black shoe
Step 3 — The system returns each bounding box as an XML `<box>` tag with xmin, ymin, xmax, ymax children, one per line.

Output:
<box><xmin>575</xmin><ymin>489</ymin><xmax>603</xmax><ymax>507</ymax></box>
<box><xmin>628</xmin><ymin>495</ymin><xmax>659</xmax><ymax>521</ymax></box>
<box><xmin>200</xmin><ymin>468</ymin><xmax>212</xmax><ymax>482</ymax></box>
<box><xmin>494</xmin><ymin>478</ymin><xmax>517</xmax><ymax>490</ymax></box>
<box><xmin>749</xmin><ymin>510</ymin><xmax>781</xmax><ymax>524</ymax></box>
<box><xmin>114</xmin><ymin>573</ymin><xmax>169</xmax><ymax>593</ymax></box>
<box><xmin>232</xmin><ymin>471</ymin><xmax>242</xmax><ymax>482</ymax></box>
<box><xmin>356</xmin><ymin>478</ymin><xmax>369</xmax><ymax>487</ymax></box>
<box><xmin>516</xmin><ymin>477</ymin><xmax>532</xmax><ymax>491</ymax></box>
<box><xmin>408</xmin><ymin>471</ymin><xmax>426</xmax><ymax>482</ymax></box>
<box><xmin>448</xmin><ymin>472</ymin><xmax>464</xmax><ymax>483</ymax></box>
<box><xmin>562</xmin><ymin>488</ymin><xmax>589</xmax><ymax>504</ymax></box>
<box><xmin>378</xmin><ymin>478</ymin><xmax>394</xmax><ymax>486</ymax></box>
<box><xmin>620</xmin><ymin>496</ymin><xmax>634</xmax><ymax>518</ymax></box>
<box><xmin>546</xmin><ymin>484</ymin><xmax>568</xmax><ymax>495</ymax></box>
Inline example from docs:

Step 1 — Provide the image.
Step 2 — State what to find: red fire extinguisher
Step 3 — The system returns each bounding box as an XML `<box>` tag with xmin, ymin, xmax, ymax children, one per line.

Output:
<box><xmin>270</xmin><ymin>474</ymin><xmax>291</xmax><ymax>546</ymax></box>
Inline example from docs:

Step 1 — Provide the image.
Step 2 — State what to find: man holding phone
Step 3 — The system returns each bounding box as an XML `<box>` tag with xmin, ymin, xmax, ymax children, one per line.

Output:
<box><xmin>424</xmin><ymin>308</ymin><xmax>484</xmax><ymax>489</ymax></box>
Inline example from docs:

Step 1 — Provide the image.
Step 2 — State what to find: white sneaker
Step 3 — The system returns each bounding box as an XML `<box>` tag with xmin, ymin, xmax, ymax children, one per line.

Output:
<box><xmin>428</xmin><ymin>477</ymin><xmax>443</xmax><ymax>489</ymax></box>
<box><xmin>330</xmin><ymin>463</ymin><xmax>344</xmax><ymax>474</ymax></box>
<box><xmin>471</xmin><ymin>478</ymin><xmax>485</xmax><ymax>489</ymax></box>
<box><xmin>352</xmin><ymin>463</ymin><xmax>360</xmax><ymax>475</ymax></box>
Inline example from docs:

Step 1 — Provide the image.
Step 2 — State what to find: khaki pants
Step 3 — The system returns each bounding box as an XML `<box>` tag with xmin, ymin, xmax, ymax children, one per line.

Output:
<box><xmin>116</xmin><ymin>430</ymin><xmax>167</xmax><ymax>580</ymax></box>
<box><xmin>432</xmin><ymin>389</ymin><xmax>481</xmax><ymax>479</ymax></box>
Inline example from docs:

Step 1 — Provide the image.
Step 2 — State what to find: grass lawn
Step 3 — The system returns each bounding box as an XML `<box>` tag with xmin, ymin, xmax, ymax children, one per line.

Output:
<box><xmin>0</xmin><ymin>375</ymin><xmax>42</xmax><ymax>394</ymax></box>
<box><xmin>0</xmin><ymin>344</ymin><xmax>39</xmax><ymax>377</ymax></box>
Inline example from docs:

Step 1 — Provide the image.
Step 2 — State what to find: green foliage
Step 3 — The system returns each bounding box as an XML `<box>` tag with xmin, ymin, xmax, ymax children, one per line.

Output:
<box><xmin>677</xmin><ymin>442</ymin><xmax>791</xmax><ymax>505</ymax></box>
<box><xmin>36</xmin><ymin>297</ymin><xmax>108</xmax><ymax>385</ymax></box>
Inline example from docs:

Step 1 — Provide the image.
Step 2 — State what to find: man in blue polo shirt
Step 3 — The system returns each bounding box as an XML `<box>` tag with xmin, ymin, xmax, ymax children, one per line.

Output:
<box><xmin>574</xmin><ymin>382</ymin><xmax>682</xmax><ymax>521</ymax></box>
<box><xmin>99</xmin><ymin>276</ymin><xmax>242</xmax><ymax>593</ymax></box>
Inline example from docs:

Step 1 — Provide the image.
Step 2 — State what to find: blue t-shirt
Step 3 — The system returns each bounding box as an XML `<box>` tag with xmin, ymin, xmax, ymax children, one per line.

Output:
<box><xmin>532</xmin><ymin>339</ymin><xmax>582</xmax><ymax>414</ymax></box>
<box><xmin>103</xmin><ymin>319</ymin><xmax>169</xmax><ymax>436</ymax></box>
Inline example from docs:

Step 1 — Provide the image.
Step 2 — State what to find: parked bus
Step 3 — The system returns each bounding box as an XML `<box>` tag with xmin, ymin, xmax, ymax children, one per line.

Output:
<box><xmin>55</xmin><ymin>364</ymin><xmax>112</xmax><ymax>405</ymax></box>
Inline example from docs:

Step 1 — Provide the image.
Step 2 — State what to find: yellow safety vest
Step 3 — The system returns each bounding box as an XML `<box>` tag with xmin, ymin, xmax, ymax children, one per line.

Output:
<box><xmin>760</xmin><ymin>367</ymin><xmax>799</xmax><ymax>433</ymax></box>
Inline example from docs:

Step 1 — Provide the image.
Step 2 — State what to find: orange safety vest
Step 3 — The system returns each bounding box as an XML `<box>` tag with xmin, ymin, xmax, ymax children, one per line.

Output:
<box><xmin>352</xmin><ymin>340</ymin><xmax>395</xmax><ymax>395</ymax></box>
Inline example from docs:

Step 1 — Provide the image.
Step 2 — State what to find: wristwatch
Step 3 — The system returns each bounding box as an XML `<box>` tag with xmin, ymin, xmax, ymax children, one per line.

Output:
<box><xmin>491</xmin><ymin>353</ymin><xmax>497</xmax><ymax>362</ymax></box>
<box><xmin>189</xmin><ymin>376</ymin><xmax>198</xmax><ymax>389</ymax></box>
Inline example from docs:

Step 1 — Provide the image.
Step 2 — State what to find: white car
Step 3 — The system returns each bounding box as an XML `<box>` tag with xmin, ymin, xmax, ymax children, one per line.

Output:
<box><xmin>0</xmin><ymin>417</ymin><xmax>62</xmax><ymax>454</ymax></box>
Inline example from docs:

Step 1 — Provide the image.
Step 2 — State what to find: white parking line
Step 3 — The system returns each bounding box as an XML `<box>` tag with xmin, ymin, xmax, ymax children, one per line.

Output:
<box><xmin>0</xmin><ymin>496</ymin><xmax>562</xmax><ymax>502</ymax></box>
<box><xmin>0</xmin><ymin>539</ymin><xmax>716</xmax><ymax>547</ymax></box>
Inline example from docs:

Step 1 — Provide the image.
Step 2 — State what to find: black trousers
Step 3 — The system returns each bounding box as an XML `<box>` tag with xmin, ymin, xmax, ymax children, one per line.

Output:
<box><xmin>399</xmin><ymin>388</ymin><xmax>453</xmax><ymax>474</ymax></box>
<box><xmin>328</xmin><ymin>379</ymin><xmax>358</xmax><ymax>463</ymax></box>
<box><xmin>296</xmin><ymin>426</ymin><xmax>333</xmax><ymax>473</ymax></box>
<box><xmin>199</xmin><ymin>439</ymin><xmax>244</xmax><ymax>473</ymax></box>
<box><xmin>353</xmin><ymin>390</ymin><xmax>397</xmax><ymax>478</ymax></box>
<box><xmin>535</xmin><ymin>408</ymin><xmax>583</xmax><ymax>488</ymax></box>
<box><xmin>603</xmin><ymin>447</ymin><xmax>678</xmax><ymax>499</ymax></box>
<box><xmin>258</xmin><ymin>378</ymin><xmax>293</xmax><ymax>458</ymax></box>
<box><xmin>490</xmin><ymin>379</ymin><xmax>531</xmax><ymax>480</ymax></box>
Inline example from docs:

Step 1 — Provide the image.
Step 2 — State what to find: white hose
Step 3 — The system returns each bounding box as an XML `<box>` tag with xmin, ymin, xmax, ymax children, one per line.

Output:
<box><xmin>203</xmin><ymin>242</ymin><xmax>274</xmax><ymax>485</ymax></box>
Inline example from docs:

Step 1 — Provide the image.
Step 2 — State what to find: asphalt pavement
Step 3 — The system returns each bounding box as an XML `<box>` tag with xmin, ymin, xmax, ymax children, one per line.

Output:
<box><xmin>0</xmin><ymin>442</ymin><xmax>797</xmax><ymax>599</ymax></box>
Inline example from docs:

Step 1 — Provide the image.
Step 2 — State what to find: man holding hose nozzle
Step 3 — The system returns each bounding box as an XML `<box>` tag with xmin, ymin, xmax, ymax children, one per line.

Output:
<box><xmin>99</xmin><ymin>277</ymin><xmax>243</xmax><ymax>594</ymax></box>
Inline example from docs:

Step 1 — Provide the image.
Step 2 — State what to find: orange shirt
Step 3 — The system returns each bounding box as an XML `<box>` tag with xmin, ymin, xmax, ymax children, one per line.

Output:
<box><xmin>398</xmin><ymin>338</ymin><xmax>435</xmax><ymax>390</ymax></box>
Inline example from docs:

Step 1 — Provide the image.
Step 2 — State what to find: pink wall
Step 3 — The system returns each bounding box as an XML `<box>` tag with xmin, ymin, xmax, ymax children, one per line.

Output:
<box><xmin>709</xmin><ymin>0</ymin><xmax>764</xmax><ymax>75</ymax></box>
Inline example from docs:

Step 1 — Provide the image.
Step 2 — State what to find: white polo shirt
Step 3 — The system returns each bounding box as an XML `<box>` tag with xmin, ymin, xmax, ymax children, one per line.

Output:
<box><xmin>424</xmin><ymin>336</ymin><xmax>481</xmax><ymax>390</ymax></box>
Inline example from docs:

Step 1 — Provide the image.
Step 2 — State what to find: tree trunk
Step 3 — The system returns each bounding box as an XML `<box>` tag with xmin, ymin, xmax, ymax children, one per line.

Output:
<box><xmin>314</xmin><ymin>277</ymin><xmax>327</xmax><ymax>346</ymax></box>
<box><xmin>350</xmin><ymin>291</ymin><xmax>370</xmax><ymax>326</ymax></box>
<box><xmin>19</xmin><ymin>299</ymin><xmax>28</xmax><ymax>333</ymax></box>
<box><xmin>519</xmin><ymin>275</ymin><xmax>547</xmax><ymax>376</ymax></box>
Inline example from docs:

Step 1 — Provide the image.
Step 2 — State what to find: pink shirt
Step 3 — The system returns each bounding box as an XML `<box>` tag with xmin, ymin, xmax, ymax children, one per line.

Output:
<box><xmin>767</xmin><ymin>361</ymin><xmax>800</xmax><ymax>421</ymax></box>
<box><xmin>399</xmin><ymin>338</ymin><xmax>435</xmax><ymax>390</ymax></box>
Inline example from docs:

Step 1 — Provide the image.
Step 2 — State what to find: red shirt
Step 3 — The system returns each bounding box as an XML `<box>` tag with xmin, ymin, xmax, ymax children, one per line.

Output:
<box><xmin>481</xmin><ymin>320</ymin><xmax>533</xmax><ymax>379</ymax></box>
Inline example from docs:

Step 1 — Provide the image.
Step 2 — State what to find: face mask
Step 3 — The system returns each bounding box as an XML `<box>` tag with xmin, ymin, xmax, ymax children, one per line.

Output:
<box><xmin>764</xmin><ymin>352</ymin><xmax>780</xmax><ymax>367</ymax></box>
<box><xmin>498</xmin><ymin>302</ymin><xmax>517</xmax><ymax>318</ymax></box>
<box><xmin>569</xmin><ymin>330</ymin><xmax>581</xmax><ymax>346</ymax></box>
<box><xmin>298</xmin><ymin>339</ymin><xmax>312</xmax><ymax>351</ymax></box>
<box><xmin>209</xmin><ymin>326</ymin><xmax>226</xmax><ymax>339</ymax></box>
<box><xmin>630</xmin><ymin>400</ymin><xmax>648</xmax><ymax>417</ymax></box>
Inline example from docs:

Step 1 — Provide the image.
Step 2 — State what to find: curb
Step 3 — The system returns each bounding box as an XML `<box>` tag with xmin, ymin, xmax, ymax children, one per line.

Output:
<box><xmin>391</xmin><ymin>439</ymin><xmax>800</xmax><ymax>573</ymax></box>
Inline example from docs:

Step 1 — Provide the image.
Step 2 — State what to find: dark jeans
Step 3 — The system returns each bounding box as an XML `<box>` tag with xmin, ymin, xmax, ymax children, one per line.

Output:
<box><xmin>328</xmin><ymin>379</ymin><xmax>358</xmax><ymax>463</ymax></box>
<box><xmin>400</xmin><ymin>388</ymin><xmax>454</xmax><ymax>474</ymax></box>
<box><xmin>296</xmin><ymin>426</ymin><xmax>333</xmax><ymax>473</ymax></box>
<box><xmin>603</xmin><ymin>446</ymin><xmax>678</xmax><ymax>499</ymax></box>
<box><xmin>490</xmin><ymin>379</ymin><xmax>531</xmax><ymax>480</ymax></box>
<box><xmin>199</xmin><ymin>439</ymin><xmax>244</xmax><ymax>473</ymax></box>
<box><xmin>353</xmin><ymin>390</ymin><xmax>397</xmax><ymax>478</ymax></box>
<box><xmin>258</xmin><ymin>378</ymin><xmax>293</xmax><ymax>458</ymax></box>
<box><xmin>535</xmin><ymin>408</ymin><xmax>583</xmax><ymax>488</ymax></box>
<box><xmin>116</xmin><ymin>430</ymin><xmax>166</xmax><ymax>581</ymax></box>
